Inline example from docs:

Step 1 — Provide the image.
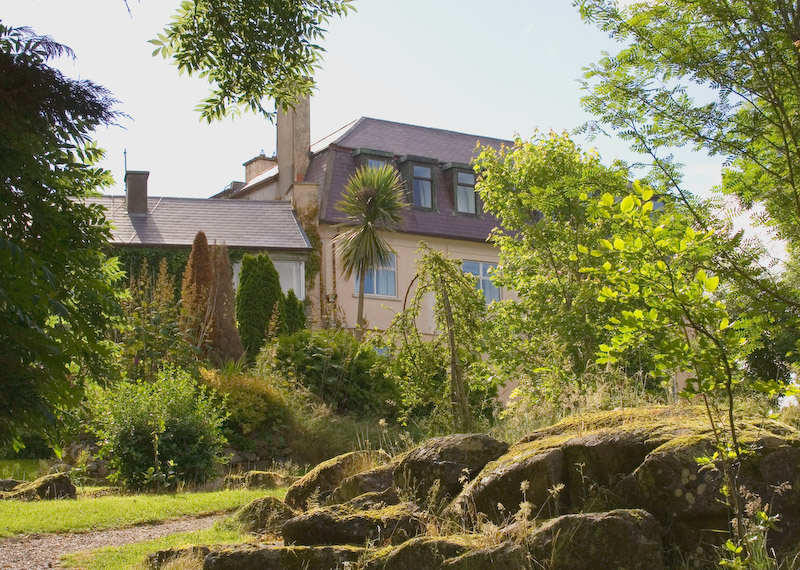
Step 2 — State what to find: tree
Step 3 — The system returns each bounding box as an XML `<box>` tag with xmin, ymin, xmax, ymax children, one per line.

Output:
<box><xmin>283</xmin><ymin>289</ymin><xmax>306</xmax><ymax>335</ymax></box>
<box><xmin>475</xmin><ymin>132</ymin><xmax>656</xmax><ymax>384</ymax></box>
<box><xmin>236</xmin><ymin>252</ymin><xmax>283</xmax><ymax>361</ymax></box>
<box><xmin>0</xmin><ymin>25</ymin><xmax>122</xmax><ymax>449</ymax></box>
<box><xmin>577</xmin><ymin>0</ymin><xmax>800</xmax><ymax>297</ymax></box>
<box><xmin>180</xmin><ymin>231</ymin><xmax>215</xmax><ymax>357</ymax></box>
<box><xmin>332</xmin><ymin>164</ymin><xmax>407</xmax><ymax>341</ymax></box>
<box><xmin>150</xmin><ymin>0</ymin><xmax>353</xmax><ymax>122</ymax></box>
<box><xmin>210</xmin><ymin>243</ymin><xmax>244</xmax><ymax>365</ymax></box>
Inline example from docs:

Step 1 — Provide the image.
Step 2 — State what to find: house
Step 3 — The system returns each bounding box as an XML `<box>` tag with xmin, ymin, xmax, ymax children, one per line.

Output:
<box><xmin>215</xmin><ymin>98</ymin><xmax>512</xmax><ymax>334</ymax></box>
<box><xmin>88</xmin><ymin>171</ymin><xmax>312</xmax><ymax>297</ymax></box>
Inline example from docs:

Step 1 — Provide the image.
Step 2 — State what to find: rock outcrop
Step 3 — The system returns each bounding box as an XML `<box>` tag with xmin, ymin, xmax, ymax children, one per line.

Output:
<box><xmin>0</xmin><ymin>473</ymin><xmax>76</xmax><ymax>500</ymax></box>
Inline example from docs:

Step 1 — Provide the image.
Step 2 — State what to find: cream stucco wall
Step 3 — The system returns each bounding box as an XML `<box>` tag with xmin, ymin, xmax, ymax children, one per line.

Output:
<box><xmin>318</xmin><ymin>224</ymin><xmax>507</xmax><ymax>335</ymax></box>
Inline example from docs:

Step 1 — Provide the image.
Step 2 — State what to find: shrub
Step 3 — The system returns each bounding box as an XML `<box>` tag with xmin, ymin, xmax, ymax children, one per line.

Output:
<box><xmin>282</xmin><ymin>290</ymin><xmax>306</xmax><ymax>334</ymax></box>
<box><xmin>236</xmin><ymin>253</ymin><xmax>284</xmax><ymax>362</ymax></box>
<box><xmin>210</xmin><ymin>244</ymin><xmax>244</xmax><ymax>365</ymax></box>
<box><xmin>181</xmin><ymin>231</ymin><xmax>215</xmax><ymax>357</ymax></box>
<box><xmin>89</xmin><ymin>367</ymin><xmax>226</xmax><ymax>490</ymax></box>
<box><xmin>271</xmin><ymin>329</ymin><xmax>398</xmax><ymax>417</ymax></box>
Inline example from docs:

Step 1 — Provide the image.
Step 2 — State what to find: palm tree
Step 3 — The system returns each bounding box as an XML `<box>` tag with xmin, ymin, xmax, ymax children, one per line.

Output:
<box><xmin>333</xmin><ymin>164</ymin><xmax>407</xmax><ymax>340</ymax></box>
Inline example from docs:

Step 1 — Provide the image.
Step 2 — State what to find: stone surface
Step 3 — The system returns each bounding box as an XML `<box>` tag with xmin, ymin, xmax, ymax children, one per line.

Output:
<box><xmin>234</xmin><ymin>496</ymin><xmax>297</xmax><ymax>535</ymax></box>
<box><xmin>285</xmin><ymin>449</ymin><xmax>390</xmax><ymax>510</ymax></box>
<box><xmin>524</xmin><ymin>509</ymin><xmax>665</xmax><ymax>570</ymax></box>
<box><xmin>203</xmin><ymin>545</ymin><xmax>364</xmax><ymax>570</ymax></box>
<box><xmin>1</xmin><ymin>473</ymin><xmax>76</xmax><ymax>500</ymax></box>
<box><xmin>330</xmin><ymin>462</ymin><xmax>396</xmax><ymax>504</ymax></box>
<box><xmin>362</xmin><ymin>536</ymin><xmax>470</xmax><ymax>570</ymax></box>
<box><xmin>281</xmin><ymin>501</ymin><xmax>426</xmax><ymax>546</ymax></box>
<box><xmin>394</xmin><ymin>433</ymin><xmax>509</xmax><ymax>505</ymax></box>
<box><xmin>441</xmin><ymin>542</ymin><xmax>530</xmax><ymax>570</ymax></box>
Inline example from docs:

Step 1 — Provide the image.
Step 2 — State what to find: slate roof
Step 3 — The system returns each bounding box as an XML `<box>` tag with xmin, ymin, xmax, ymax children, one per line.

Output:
<box><xmin>88</xmin><ymin>195</ymin><xmax>311</xmax><ymax>251</ymax></box>
<box><xmin>309</xmin><ymin>118</ymin><xmax>512</xmax><ymax>242</ymax></box>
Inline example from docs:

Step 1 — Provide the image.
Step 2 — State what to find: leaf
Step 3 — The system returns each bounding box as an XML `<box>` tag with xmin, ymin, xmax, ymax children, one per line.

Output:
<box><xmin>641</xmin><ymin>188</ymin><xmax>653</xmax><ymax>201</ymax></box>
<box><xmin>719</xmin><ymin>318</ymin><xmax>729</xmax><ymax>330</ymax></box>
<box><xmin>620</xmin><ymin>195</ymin><xmax>634</xmax><ymax>213</ymax></box>
<box><xmin>706</xmin><ymin>275</ymin><xmax>719</xmax><ymax>292</ymax></box>
<box><xmin>601</xmin><ymin>193</ymin><xmax>614</xmax><ymax>206</ymax></box>
<box><xmin>613</xmin><ymin>237</ymin><xmax>625</xmax><ymax>250</ymax></box>
<box><xmin>577</xmin><ymin>244</ymin><xmax>589</xmax><ymax>254</ymax></box>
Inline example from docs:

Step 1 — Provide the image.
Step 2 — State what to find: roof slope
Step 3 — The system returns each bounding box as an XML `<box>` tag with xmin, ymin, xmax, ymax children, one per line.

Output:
<box><xmin>88</xmin><ymin>196</ymin><xmax>311</xmax><ymax>251</ymax></box>
<box><xmin>324</xmin><ymin>117</ymin><xmax>510</xmax><ymax>164</ymax></box>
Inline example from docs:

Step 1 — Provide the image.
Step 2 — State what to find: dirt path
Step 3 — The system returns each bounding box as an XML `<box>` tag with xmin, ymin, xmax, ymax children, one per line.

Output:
<box><xmin>0</xmin><ymin>513</ymin><xmax>226</xmax><ymax>570</ymax></box>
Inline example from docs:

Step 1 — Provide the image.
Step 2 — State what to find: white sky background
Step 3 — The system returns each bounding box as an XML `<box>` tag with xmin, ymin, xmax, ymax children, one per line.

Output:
<box><xmin>5</xmin><ymin>0</ymin><xmax>762</xmax><ymax>248</ymax></box>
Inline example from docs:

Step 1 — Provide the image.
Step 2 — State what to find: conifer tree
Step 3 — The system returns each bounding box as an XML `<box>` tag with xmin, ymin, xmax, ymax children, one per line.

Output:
<box><xmin>181</xmin><ymin>231</ymin><xmax>214</xmax><ymax>357</ymax></box>
<box><xmin>236</xmin><ymin>252</ymin><xmax>284</xmax><ymax>361</ymax></box>
<box><xmin>210</xmin><ymin>244</ymin><xmax>244</xmax><ymax>364</ymax></box>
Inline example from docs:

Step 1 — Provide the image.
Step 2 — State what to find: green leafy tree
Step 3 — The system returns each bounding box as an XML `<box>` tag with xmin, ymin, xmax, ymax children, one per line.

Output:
<box><xmin>386</xmin><ymin>245</ymin><xmax>498</xmax><ymax>432</ymax></box>
<box><xmin>0</xmin><ymin>24</ymin><xmax>122</xmax><ymax>449</ymax></box>
<box><xmin>236</xmin><ymin>252</ymin><xmax>284</xmax><ymax>361</ymax></box>
<box><xmin>283</xmin><ymin>289</ymin><xmax>307</xmax><ymax>335</ymax></box>
<box><xmin>151</xmin><ymin>0</ymin><xmax>353</xmax><ymax>122</ymax></box>
<box><xmin>333</xmin><ymin>164</ymin><xmax>407</xmax><ymax>341</ymax></box>
<box><xmin>475</xmin><ymin>132</ymin><xmax>656</xmax><ymax>384</ymax></box>
<box><xmin>577</xmin><ymin>0</ymin><xmax>800</xmax><ymax>304</ymax></box>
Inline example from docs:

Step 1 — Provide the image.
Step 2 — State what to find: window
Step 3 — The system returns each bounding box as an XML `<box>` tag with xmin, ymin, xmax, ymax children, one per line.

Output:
<box><xmin>412</xmin><ymin>165</ymin><xmax>432</xmax><ymax>209</ymax></box>
<box><xmin>462</xmin><ymin>260</ymin><xmax>500</xmax><ymax>303</ymax></box>
<box><xmin>355</xmin><ymin>253</ymin><xmax>396</xmax><ymax>297</ymax></box>
<box><xmin>367</xmin><ymin>158</ymin><xmax>386</xmax><ymax>169</ymax></box>
<box><xmin>456</xmin><ymin>171</ymin><xmax>476</xmax><ymax>214</ymax></box>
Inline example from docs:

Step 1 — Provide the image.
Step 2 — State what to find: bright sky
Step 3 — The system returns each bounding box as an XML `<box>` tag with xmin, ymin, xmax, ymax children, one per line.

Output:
<box><xmin>5</xmin><ymin>0</ymin><xmax>724</xmax><ymax>201</ymax></box>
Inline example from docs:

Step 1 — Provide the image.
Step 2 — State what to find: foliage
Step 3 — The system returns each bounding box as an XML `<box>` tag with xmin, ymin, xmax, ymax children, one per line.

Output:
<box><xmin>200</xmin><ymin>368</ymin><xmax>291</xmax><ymax>459</ymax></box>
<box><xmin>210</xmin><ymin>244</ymin><xmax>245</xmax><ymax>365</ymax></box>
<box><xmin>181</xmin><ymin>231</ymin><xmax>215</xmax><ymax>358</ymax></box>
<box><xmin>117</xmin><ymin>258</ymin><xmax>193</xmax><ymax>382</ymax></box>
<box><xmin>0</xmin><ymin>24</ymin><xmax>123</xmax><ymax>450</ymax></box>
<box><xmin>283</xmin><ymin>289</ymin><xmax>307</xmax><ymax>335</ymax></box>
<box><xmin>271</xmin><ymin>329</ymin><xmax>398</xmax><ymax>417</ymax></box>
<box><xmin>115</xmin><ymin>248</ymin><xmax>190</xmax><ymax>300</ymax></box>
<box><xmin>150</xmin><ymin>0</ymin><xmax>353</xmax><ymax>122</ymax></box>
<box><xmin>385</xmin><ymin>245</ymin><xmax>499</xmax><ymax>432</ymax></box>
<box><xmin>475</xmin><ymin>132</ymin><xmax>659</xmax><ymax>386</ymax></box>
<box><xmin>236</xmin><ymin>252</ymin><xmax>284</xmax><ymax>362</ymax></box>
<box><xmin>333</xmin><ymin>164</ymin><xmax>408</xmax><ymax>339</ymax></box>
<box><xmin>89</xmin><ymin>367</ymin><xmax>226</xmax><ymax>491</ymax></box>
<box><xmin>577</xmin><ymin>0</ymin><xmax>800</xmax><ymax>300</ymax></box>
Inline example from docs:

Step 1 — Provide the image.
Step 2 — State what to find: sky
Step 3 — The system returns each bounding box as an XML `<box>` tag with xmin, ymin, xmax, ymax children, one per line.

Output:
<box><xmin>4</xmin><ymin>0</ymin><xmax>728</xmax><ymax>201</ymax></box>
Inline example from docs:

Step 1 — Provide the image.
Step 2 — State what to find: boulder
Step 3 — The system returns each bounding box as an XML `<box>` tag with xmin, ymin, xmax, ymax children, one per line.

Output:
<box><xmin>224</xmin><ymin>470</ymin><xmax>298</xmax><ymax>490</ymax></box>
<box><xmin>1</xmin><ymin>473</ymin><xmax>76</xmax><ymax>500</ymax></box>
<box><xmin>362</xmin><ymin>536</ymin><xmax>470</xmax><ymax>570</ymax></box>
<box><xmin>234</xmin><ymin>496</ymin><xmax>297</xmax><ymax>535</ymax></box>
<box><xmin>524</xmin><ymin>509</ymin><xmax>664</xmax><ymax>570</ymax></box>
<box><xmin>281</xmin><ymin>501</ymin><xmax>427</xmax><ymax>546</ymax></box>
<box><xmin>447</xmin><ymin>445</ymin><xmax>567</xmax><ymax>525</ymax></box>
<box><xmin>330</xmin><ymin>462</ymin><xmax>396</xmax><ymax>504</ymax></box>
<box><xmin>0</xmin><ymin>479</ymin><xmax>19</xmax><ymax>492</ymax></box>
<box><xmin>285</xmin><ymin>450</ymin><xmax>390</xmax><ymax>510</ymax></box>
<box><xmin>441</xmin><ymin>542</ymin><xmax>530</xmax><ymax>570</ymax></box>
<box><xmin>146</xmin><ymin>546</ymin><xmax>211</xmax><ymax>569</ymax></box>
<box><xmin>394</xmin><ymin>434</ymin><xmax>509</xmax><ymax>505</ymax></box>
<box><xmin>203</xmin><ymin>545</ymin><xmax>364</xmax><ymax>570</ymax></box>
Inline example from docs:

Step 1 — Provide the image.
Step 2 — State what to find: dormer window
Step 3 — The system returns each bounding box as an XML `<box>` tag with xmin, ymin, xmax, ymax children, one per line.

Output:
<box><xmin>413</xmin><ymin>165</ymin><xmax>433</xmax><ymax>209</ymax></box>
<box><xmin>456</xmin><ymin>172</ymin><xmax>476</xmax><ymax>214</ymax></box>
<box><xmin>368</xmin><ymin>158</ymin><xmax>387</xmax><ymax>169</ymax></box>
<box><xmin>352</xmin><ymin>148</ymin><xmax>394</xmax><ymax>171</ymax></box>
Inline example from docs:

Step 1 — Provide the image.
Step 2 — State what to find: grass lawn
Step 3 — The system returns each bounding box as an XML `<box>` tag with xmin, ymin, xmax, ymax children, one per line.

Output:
<box><xmin>0</xmin><ymin>488</ymin><xmax>280</xmax><ymax>538</ymax></box>
<box><xmin>61</xmin><ymin>521</ymin><xmax>255</xmax><ymax>570</ymax></box>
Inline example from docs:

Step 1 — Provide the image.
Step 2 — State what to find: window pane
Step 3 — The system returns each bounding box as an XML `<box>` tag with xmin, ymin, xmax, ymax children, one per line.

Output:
<box><xmin>462</xmin><ymin>261</ymin><xmax>480</xmax><ymax>275</ymax></box>
<box><xmin>376</xmin><ymin>269</ymin><xmax>396</xmax><ymax>296</ymax></box>
<box><xmin>457</xmin><ymin>172</ymin><xmax>475</xmax><ymax>185</ymax></box>
<box><xmin>363</xmin><ymin>271</ymin><xmax>375</xmax><ymax>295</ymax></box>
<box><xmin>413</xmin><ymin>179</ymin><xmax>431</xmax><ymax>208</ymax></box>
<box><xmin>482</xmin><ymin>280</ymin><xmax>501</xmax><ymax>303</ymax></box>
<box><xmin>457</xmin><ymin>185</ymin><xmax>475</xmax><ymax>214</ymax></box>
<box><xmin>367</xmin><ymin>159</ymin><xmax>386</xmax><ymax>169</ymax></box>
<box><xmin>482</xmin><ymin>262</ymin><xmax>496</xmax><ymax>277</ymax></box>
<box><xmin>413</xmin><ymin>166</ymin><xmax>431</xmax><ymax>179</ymax></box>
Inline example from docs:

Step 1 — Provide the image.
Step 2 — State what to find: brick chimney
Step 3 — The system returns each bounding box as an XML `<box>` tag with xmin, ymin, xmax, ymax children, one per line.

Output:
<box><xmin>277</xmin><ymin>95</ymin><xmax>311</xmax><ymax>197</ymax></box>
<box><xmin>125</xmin><ymin>170</ymin><xmax>149</xmax><ymax>215</ymax></box>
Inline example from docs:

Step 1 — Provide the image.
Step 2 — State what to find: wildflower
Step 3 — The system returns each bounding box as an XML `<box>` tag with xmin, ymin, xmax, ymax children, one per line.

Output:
<box><xmin>520</xmin><ymin>480</ymin><xmax>530</xmax><ymax>493</ymax></box>
<box><xmin>518</xmin><ymin>501</ymin><xmax>532</xmax><ymax>520</ymax></box>
<box><xmin>378</xmin><ymin>418</ymin><xmax>388</xmax><ymax>428</ymax></box>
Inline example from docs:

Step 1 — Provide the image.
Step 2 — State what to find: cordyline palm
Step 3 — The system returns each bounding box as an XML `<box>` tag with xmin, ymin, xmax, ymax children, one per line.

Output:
<box><xmin>333</xmin><ymin>164</ymin><xmax>407</xmax><ymax>340</ymax></box>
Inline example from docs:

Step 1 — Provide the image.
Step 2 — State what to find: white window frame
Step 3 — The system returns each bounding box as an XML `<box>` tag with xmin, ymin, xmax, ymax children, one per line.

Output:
<box><xmin>355</xmin><ymin>253</ymin><xmax>397</xmax><ymax>297</ymax></box>
<box><xmin>462</xmin><ymin>260</ymin><xmax>500</xmax><ymax>303</ymax></box>
<box><xmin>455</xmin><ymin>171</ymin><xmax>477</xmax><ymax>214</ymax></box>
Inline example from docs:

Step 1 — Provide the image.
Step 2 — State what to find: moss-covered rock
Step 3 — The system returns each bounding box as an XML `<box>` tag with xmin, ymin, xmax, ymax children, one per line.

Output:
<box><xmin>203</xmin><ymin>545</ymin><xmax>364</xmax><ymax>570</ymax></box>
<box><xmin>330</xmin><ymin>462</ymin><xmax>397</xmax><ymax>504</ymax></box>
<box><xmin>0</xmin><ymin>473</ymin><xmax>75</xmax><ymax>500</ymax></box>
<box><xmin>146</xmin><ymin>545</ymin><xmax>212</xmax><ymax>569</ymax></box>
<box><xmin>362</xmin><ymin>536</ymin><xmax>471</xmax><ymax>570</ymax></box>
<box><xmin>524</xmin><ymin>509</ymin><xmax>664</xmax><ymax>570</ymax></box>
<box><xmin>395</xmin><ymin>434</ymin><xmax>509</xmax><ymax>505</ymax></box>
<box><xmin>281</xmin><ymin>501</ymin><xmax>427</xmax><ymax>546</ymax></box>
<box><xmin>447</xmin><ymin>446</ymin><xmax>567</xmax><ymax>525</ymax></box>
<box><xmin>440</xmin><ymin>542</ymin><xmax>530</xmax><ymax>569</ymax></box>
<box><xmin>285</xmin><ymin>449</ymin><xmax>390</xmax><ymax>510</ymax></box>
<box><xmin>224</xmin><ymin>470</ymin><xmax>299</xmax><ymax>490</ymax></box>
<box><xmin>234</xmin><ymin>496</ymin><xmax>297</xmax><ymax>535</ymax></box>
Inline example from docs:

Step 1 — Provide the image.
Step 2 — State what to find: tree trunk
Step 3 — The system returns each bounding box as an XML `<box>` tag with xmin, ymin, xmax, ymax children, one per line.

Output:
<box><xmin>440</xmin><ymin>278</ymin><xmax>471</xmax><ymax>431</ymax></box>
<box><xmin>355</xmin><ymin>266</ymin><xmax>366</xmax><ymax>341</ymax></box>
